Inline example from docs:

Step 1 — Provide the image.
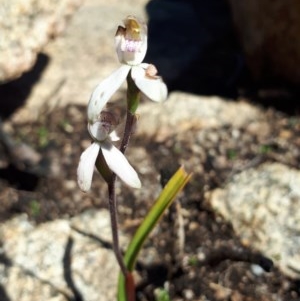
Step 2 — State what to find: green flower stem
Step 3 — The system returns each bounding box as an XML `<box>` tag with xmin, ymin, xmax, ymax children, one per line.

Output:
<box><xmin>120</xmin><ymin>70</ymin><xmax>140</xmax><ymax>154</ymax></box>
<box><xmin>126</xmin><ymin>70</ymin><xmax>140</xmax><ymax>115</ymax></box>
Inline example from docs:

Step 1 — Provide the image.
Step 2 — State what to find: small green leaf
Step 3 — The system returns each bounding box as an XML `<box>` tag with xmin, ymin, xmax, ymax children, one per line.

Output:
<box><xmin>188</xmin><ymin>255</ymin><xmax>198</xmax><ymax>266</ymax></box>
<box><xmin>118</xmin><ymin>166</ymin><xmax>192</xmax><ymax>301</ymax></box>
<box><xmin>227</xmin><ymin>149</ymin><xmax>237</xmax><ymax>160</ymax></box>
<box><xmin>154</xmin><ymin>288</ymin><xmax>171</xmax><ymax>301</ymax></box>
<box><xmin>259</xmin><ymin>144</ymin><xmax>272</xmax><ymax>154</ymax></box>
<box><xmin>37</xmin><ymin>126</ymin><xmax>49</xmax><ymax>147</ymax></box>
<box><xmin>29</xmin><ymin>200</ymin><xmax>40</xmax><ymax>217</ymax></box>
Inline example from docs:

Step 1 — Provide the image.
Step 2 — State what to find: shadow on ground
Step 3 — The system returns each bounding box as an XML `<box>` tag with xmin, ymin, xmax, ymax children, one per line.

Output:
<box><xmin>0</xmin><ymin>53</ymin><xmax>49</xmax><ymax>119</ymax></box>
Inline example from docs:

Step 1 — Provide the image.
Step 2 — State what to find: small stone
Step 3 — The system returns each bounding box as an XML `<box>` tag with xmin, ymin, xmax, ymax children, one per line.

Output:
<box><xmin>183</xmin><ymin>289</ymin><xmax>194</xmax><ymax>300</ymax></box>
<box><xmin>251</xmin><ymin>264</ymin><xmax>265</xmax><ymax>276</ymax></box>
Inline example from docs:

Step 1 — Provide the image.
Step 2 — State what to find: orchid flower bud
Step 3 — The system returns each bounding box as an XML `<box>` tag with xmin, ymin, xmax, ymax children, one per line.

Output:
<box><xmin>115</xmin><ymin>16</ymin><xmax>148</xmax><ymax>65</ymax></box>
<box><xmin>88</xmin><ymin>111</ymin><xmax>119</xmax><ymax>142</ymax></box>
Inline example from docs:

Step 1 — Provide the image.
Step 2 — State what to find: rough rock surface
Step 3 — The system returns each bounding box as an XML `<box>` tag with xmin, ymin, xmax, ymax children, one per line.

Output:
<box><xmin>10</xmin><ymin>0</ymin><xmax>148</xmax><ymax>122</ymax></box>
<box><xmin>138</xmin><ymin>93</ymin><xmax>263</xmax><ymax>140</ymax></box>
<box><xmin>228</xmin><ymin>0</ymin><xmax>300</xmax><ymax>85</ymax></box>
<box><xmin>210</xmin><ymin>163</ymin><xmax>300</xmax><ymax>278</ymax></box>
<box><xmin>0</xmin><ymin>210</ymin><xmax>126</xmax><ymax>301</ymax></box>
<box><xmin>0</xmin><ymin>0</ymin><xmax>82</xmax><ymax>82</ymax></box>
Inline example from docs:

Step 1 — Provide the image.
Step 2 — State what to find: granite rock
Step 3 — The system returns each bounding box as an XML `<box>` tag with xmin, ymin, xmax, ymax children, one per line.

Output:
<box><xmin>137</xmin><ymin>92</ymin><xmax>264</xmax><ymax>141</ymax></box>
<box><xmin>0</xmin><ymin>210</ymin><xmax>126</xmax><ymax>301</ymax></box>
<box><xmin>9</xmin><ymin>0</ymin><xmax>148</xmax><ymax>122</ymax></box>
<box><xmin>210</xmin><ymin>163</ymin><xmax>300</xmax><ymax>278</ymax></box>
<box><xmin>0</xmin><ymin>0</ymin><xmax>82</xmax><ymax>82</ymax></box>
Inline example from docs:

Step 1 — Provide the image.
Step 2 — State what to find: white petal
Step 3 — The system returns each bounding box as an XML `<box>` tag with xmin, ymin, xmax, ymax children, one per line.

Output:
<box><xmin>109</xmin><ymin>130</ymin><xmax>120</xmax><ymax>142</ymax></box>
<box><xmin>101</xmin><ymin>141</ymin><xmax>141</xmax><ymax>188</ymax></box>
<box><xmin>131</xmin><ymin>65</ymin><xmax>168</xmax><ymax>102</ymax></box>
<box><xmin>88</xmin><ymin>121</ymin><xmax>109</xmax><ymax>141</ymax></box>
<box><xmin>87</xmin><ymin>65</ymin><xmax>131</xmax><ymax>123</ymax></box>
<box><xmin>77</xmin><ymin>142</ymin><xmax>100</xmax><ymax>192</ymax></box>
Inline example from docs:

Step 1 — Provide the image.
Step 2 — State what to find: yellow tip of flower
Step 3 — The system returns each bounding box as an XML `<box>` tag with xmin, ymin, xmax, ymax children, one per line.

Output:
<box><xmin>126</xmin><ymin>17</ymin><xmax>141</xmax><ymax>39</ymax></box>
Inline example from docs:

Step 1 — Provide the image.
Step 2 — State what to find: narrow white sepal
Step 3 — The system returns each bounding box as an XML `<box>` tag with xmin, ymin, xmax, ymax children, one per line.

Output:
<box><xmin>77</xmin><ymin>142</ymin><xmax>100</xmax><ymax>192</ymax></box>
<box><xmin>101</xmin><ymin>141</ymin><xmax>141</xmax><ymax>188</ymax></box>
<box><xmin>87</xmin><ymin>65</ymin><xmax>131</xmax><ymax>123</ymax></box>
<box><xmin>131</xmin><ymin>65</ymin><xmax>168</xmax><ymax>102</ymax></box>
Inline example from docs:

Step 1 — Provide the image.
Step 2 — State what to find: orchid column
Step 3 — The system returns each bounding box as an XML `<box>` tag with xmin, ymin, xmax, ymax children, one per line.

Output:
<box><xmin>77</xmin><ymin>15</ymin><xmax>167</xmax><ymax>296</ymax></box>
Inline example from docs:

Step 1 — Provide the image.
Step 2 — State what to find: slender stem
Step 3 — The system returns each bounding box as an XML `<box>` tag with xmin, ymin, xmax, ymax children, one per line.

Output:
<box><xmin>120</xmin><ymin>111</ymin><xmax>137</xmax><ymax>154</ymax></box>
<box><xmin>105</xmin><ymin>71</ymin><xmax>140</xmax><ymax>299</ymax></box>
<box><xmin>108</xmin><ymin>176</ymin><xmax>128</xmax><ymax>276</ymax></box>
<box><xmin>106</xmin><ymin>98</ymin><xmax>138</xmax><ymax>283</ymax></box>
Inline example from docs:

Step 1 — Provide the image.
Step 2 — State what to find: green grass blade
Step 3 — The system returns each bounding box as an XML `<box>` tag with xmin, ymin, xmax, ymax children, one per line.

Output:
<box><xmin>118</xmin><ymin>166</ymin><xmax>192</xmax><ymax>301</ymax></box>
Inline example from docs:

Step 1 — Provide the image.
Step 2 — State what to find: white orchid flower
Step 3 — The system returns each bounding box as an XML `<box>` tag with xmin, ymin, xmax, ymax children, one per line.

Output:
<box><xmin>78</xmin><ymin>16</ymin><xmax>167</xmax><ymax>192</ymax></box>
<box><xmin>87</xmin><ymin>16</ymin><xmax>168</xmax><ymax>124</ymax></box>
<box><xmin>77</xmin><ymin>112</ymin><xmax>141</xmax><ymax>192</ymax></box>
<box><xmin>115</xmin><ymin>15</ymin><xmax>148</xmax><ymax>66</ymax></box>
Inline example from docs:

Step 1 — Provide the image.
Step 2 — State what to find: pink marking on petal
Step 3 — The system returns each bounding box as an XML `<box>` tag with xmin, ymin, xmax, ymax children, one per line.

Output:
<box><xmin>125</xmin><ymin>39</ymin><xmax>142</xmax><ymax>52</ymax></box>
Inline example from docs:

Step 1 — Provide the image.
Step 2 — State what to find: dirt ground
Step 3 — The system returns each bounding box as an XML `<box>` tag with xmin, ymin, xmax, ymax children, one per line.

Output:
<box><xmin>0</xmin><ymin>88</ymin><xmax>300</xmax><ymax>301</ymax></box>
